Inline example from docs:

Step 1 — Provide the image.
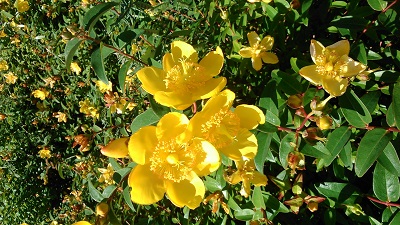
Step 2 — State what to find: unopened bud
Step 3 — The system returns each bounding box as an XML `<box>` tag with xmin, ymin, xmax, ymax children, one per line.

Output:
<box><xmin>291</xmin><ymin>0</ymin><xmax>300</xmax><ymax>9</ymax></box>
<box><xmin>0</xmin><ymin>113</ymin><xmax>6</xmax><ymax>121</ymax></box>
<box><xmin>96</xmin><ymin>202</ymin><xmax>109</xmax><ymax>217</ymax></box>
<box><xmin>287</xmin><ymin>94</ymin><xmax>303</xmax><ymax>109</ymax></box>
<box><xmin>316</xmin><ymin>115</ymin><xmax>332</xmax><ymax>130</ymax></box>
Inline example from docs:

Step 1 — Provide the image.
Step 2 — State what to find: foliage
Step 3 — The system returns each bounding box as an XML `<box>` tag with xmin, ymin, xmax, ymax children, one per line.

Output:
<box><xmin>1</xmin><ymin>0</ymin><xmax>400</xmax><ymax>225</ymax></box>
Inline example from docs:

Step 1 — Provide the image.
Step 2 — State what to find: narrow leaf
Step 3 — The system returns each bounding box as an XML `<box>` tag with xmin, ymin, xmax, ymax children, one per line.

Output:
<box><xmin>279</xmin><ymin>132</ymin><xmax>296</xmax><ymax>168</ymax></box>
<box><xmin>392</xmin><ymin>82</ymin><xmax>400</xmax><ymax>130</ymax></box>
<box><xmin>252</xmin><ymin>186</ymin><xmax>266</xmax><ymax>209</ymax></box>
<box><xmin>88</xmin><ymin>176</ymin><xmax>104</xmax><ymax>202</ymax></box>
<box><xmin>315</xmin><ymin>182</ymin><xmax>360</xmax><ymax>204</ymax></box>
<box><xmin>255</xmin><ymin>132</ymin><xmax>273</xmax><ymax>172</ymax></box>
<box><xmin>118</xmin><ymin>61</ymin><xmax>131</xmax><ymax>93</ymax></box>
<box><xmin>91</xmin><ymin>43</ymin><xmax>115</xmax><ymax>84</ymax></box>
<box><xmin>65</xmin><ymin>38</ymin><xmax>83</xmax><ymax>73</ymax></box>
<box><xmin>83</xmin><ymin>2</ymin><xmax>119</xmax><ymax>32</ymax></box>
<box><xmin>339</xmin><ymin>89</ymin><xmax>372</xmax><ymax>128</ymax></box>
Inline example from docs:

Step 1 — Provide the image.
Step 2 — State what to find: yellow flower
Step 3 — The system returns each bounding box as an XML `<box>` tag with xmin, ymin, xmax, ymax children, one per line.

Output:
<box><xmin>49</xmin><ymin>221</ymin><xmax>59</xmax><ymax>225</ymax></box>
<box><xmin>32</xmin><ymin>89</ymin><xmax>50</xmax><ymax>100</ymax></box>
<box><xmin>299</xmin><ymin>39</ymin><xmax>366</xmax><ymax>97</ymax></box>
<box><xmin>101</xmin><ymin>138</ymin><xmax>129</xmax><ymax>158</ymax></box>
<box><xmin>70</xmin><ymin>62</ymin><xmax>82</xmax><ymax>75</ymax></box>
<box><xmin>98</xmin><ymin>163</ymin><xmax>114</xmax><ymax>185</ymax></box>
<box><xmin>72</xmin><ymin>222</ymin><xmax>91</xmax><ymax>225</ymax></box>
<box><xmin>224</xmin><ymin>158</ymin><xmax>268</xmax><ymax>198</ymax></box>
<box><xmin>54</xmin><ymin>112</ymin><xmax>67</xmax><ymax>123</ymax></box>
<box><xmin>79</xmin><ymin>99</ymin><xmax>99</xmax><ymax>119</ymax></box>
<box><xmin>96</xmin><ymin>202</ymin><xmax>109</xmax><ymax>217</ymax></box>
<box><xmin>0</xmin><ymin>60</ymin><xmax>8</xmax><ymax>71</ymax></box>
<box><xmin>0</xmin><ymin>30</ymin><xmax>7</xmax><ymax>38</ymax></box>
<box><xmin>14</xmin><ymin>0</ymin><xmax>29</xmax><ymax>12</ymax></box>
<box><xmin>188</xmin><ymin>89</ymin><xmax>265</xmax><ymax>161</ymax></box>
<box><xmin>239</xmin><ymin>31</ymin><xmax>278</xmax><ymax>71</ymax></box>
<box><xmin>4</xmin><ymin>72</ymin><xmax>18</xmax><ymax>84</ymax></box>
<box><xmin>137</xmin><ymin>41</ymin><xmax>226</xmax><ymax>110</ymax></box>
<box><xmin>247</xmin><ymin>0</ymin><xmax>272</xmax><ymax>3</ymax></box>
<box><xmin>126</xmin><ymin>112</ymin><xmax>220</xmax><ymax>209</ymax></box>
<box><xmin>20</xmin><ymin>223</ymin><xmax>29</xmax><ymax>225</ymax></box>
<box><xmin>39</xmin><ymin>148</ymin><xmax>51</xmax><ymax>159</ymax></box>
<box><xmin>94</xmin><ymin>80</ymin><xmax>112</xmax><ymax>93</ymax></box>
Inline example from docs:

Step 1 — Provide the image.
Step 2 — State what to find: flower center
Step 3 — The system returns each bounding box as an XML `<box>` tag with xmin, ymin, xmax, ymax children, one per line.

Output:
<box><xmin>164</xmin><ymin>61</ymin><xmax>207</xmax><ymax>93</ymax></box>
<box><xmin>150</xmin><ymin>139</ymin><xmax>205</xmax><ymax>182</ymax></box>
<box><xmin>315</xmin><ymin>49</ymin><xmax>345</xmax><ymax>77</ymax></box>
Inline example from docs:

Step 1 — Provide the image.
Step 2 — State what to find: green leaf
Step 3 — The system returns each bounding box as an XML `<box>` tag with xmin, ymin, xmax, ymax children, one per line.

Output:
<box><xmin>279</xmin><ymin>132</ymin><xmax>296</xmax><ymax>168</ymax></box>
<box><xmin>255</xmin><ymin>132</ymin><xmax>273</xmax><ymax>172</ymax></box>
<box><xmin>234</xmin><ymin>209</ymin><xmax>255</xmax><ymax>221</ymax></box>
<box><xmin>330</xmin><ymin>16</ymin><xmax>368</xmax><ymax>30</ymax></box>
<box><xmin>301</xmin><ymin>142</ymin><xmax>331</xmax><ymax>159</ymax></box>
<box><xmin>338</xmin><ymin>142</ymin><xmax>353</xmax><ymax>169</ymax></box>
<box><xmin>290</xmin><ymin>57</ymin><xmax>311</xmax><ymax>73</ymax></box>
<box><xmin>265</xmin><ymin>110</ymin><xmax>280</xmax><ymax>127</ymax></box>
<box><xmin>118</xmin><ymin>61</ymin><xmax>131</xmax><ymax>93</ymax></box>
<box><xmin>252</xmin><ymin>186</ymin><xmax>266</xmax><ymax>209</ymax></box>
<box><xmin>91</xmin><ymin>43</ymin><xmax>115</xmax><ymax>84</ymax></box>
<box><xmin>322</xmin><ymin>126</ymin><xmax>351</xmax><ymax>167</ymax></box>
<box><xmin>130</xmin><ymin>109</ymin><xmax>160</xmax><ymax>134</ymax></box>
<box><xmin>263</xmin><ymin>192</ymin><xmax>290</xmax><ymax>213</ymax></box>
<box><xmin>123</xmin><ymin>181</ymin><xmax>136</xmax><ymax>212</ymax></box>
<box><xmin>315</xmin><ymin>182</ymin><xmax>360</xmax><ymax>204</ymax></box>
<box><xmin>83</xmin><ymin>2</ymin><xmax>119</xmax><ymax>32</ymax></box>
<box><xmin>355</xmin><ymin>128</ymin><xmax>392</xmax><ymax>177</ymax></box>
<box><xmin>259</xmin><ymin>80</ymin><xmax>279</xmax><ymax>116</ymax></box>
<box><xmin>360</xmin><ymin>91</ymin><xmax>381</xmax><ymax>114</ymax></box>
<box><xmin>331</xmin><ymin>1</ymin><xmax>348</xmax><ymax>8</ymax></box>
<box><xmin>392</xmin><ymin>82</ymin><xmax>400</xmax><ymax>130</ymax></box>
<box><xmin>65</xmin><ymin>38</ymin><xmax>83</xmax><ymax>73</ymax></box>
<box><xmin>377</xmin><ymin>142</ymin><xmax>400</xmax><ymax>177</ymax></box>
<box><xmin>272</xmin><ymin>70</ymin><xmax>304</xmax><ymax>95</ymax></box>
<box><xmin>353</xmin><ymin>42</ymin><xmax>367</xmax><ymax>65</ymax></box>
<box><xmin>371</xmin><ymin>70</ymin><xmax>400</xmax><ymax>83</ymax></box>
<box><xmin>339</xmin><ymin>89</ymin><xmax>372</xmax><ymax>128</ymax></box>
<box><xmin>373</xmin><ymin>163</ymin><xmax>400</xmax><ymax>202</ymax></box>
<box><xmin>387</xmin><ymin>103</ymin><xmax>396</xmax><ymax>127</ymax></box>
<box><xmin>88</xmin><ymin>176</ymin><xmax>104</xmax><ymax>202</ymax></box>
<box><xmin>204</xmin><ymin>176</ymin><xmax>223</xmax><ymax>192</ymax></box>
<box><xmin>148</xmin><ymin>94</ymin><xmax>171</xmax><ymax>118</ymax></box>
<box><xmin>367</xmin><ymin>0</ymin><xmax>388</xmax><ymax>11</ymax></box>
<box><xmin>102</xmin><ymin>185</ymin><xmax>116</xmax><ymax>198</ymax></box>
<box><xmin>109</xmin><ymin>204</ymin><xmax>123</xmax><ymax>225</ymax></box>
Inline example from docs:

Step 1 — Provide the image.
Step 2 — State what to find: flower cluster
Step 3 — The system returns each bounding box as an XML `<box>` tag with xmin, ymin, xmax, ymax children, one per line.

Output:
<box><xmin>79</xmin><ymin>99</ymin><xmax>99</xmax><ymax>119</ymax></box>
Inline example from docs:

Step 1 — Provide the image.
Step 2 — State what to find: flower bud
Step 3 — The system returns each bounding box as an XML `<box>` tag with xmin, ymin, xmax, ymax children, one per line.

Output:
<box><xmin>316</xmin><ymin>115</ymin><xmax>332</xmax><ymax>130</ymax></box>
<box><xmin>287</xmin><ymin>151</ymin><xmax>305</xmax><ymax>171</ymax></box>
<box><xmin>287</xmin><ymin>94</ymin><xmax>303</xmax><ymax>109</ymax></box>
<box><xmin>96</xmin><ymin>202</ymin><xmax>109</xmax><ymax>217</ymax></box>
<box><xmin>0</xmin><ymin>113</ymin><xmax>6</xmax><ymax>121</ymax></box>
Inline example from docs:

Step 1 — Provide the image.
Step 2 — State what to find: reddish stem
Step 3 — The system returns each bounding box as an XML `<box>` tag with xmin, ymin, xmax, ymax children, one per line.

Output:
<box><xmin>367</xmin><ymin>196</ymin><xmax>400</xmax><ymax>207</ymax></box>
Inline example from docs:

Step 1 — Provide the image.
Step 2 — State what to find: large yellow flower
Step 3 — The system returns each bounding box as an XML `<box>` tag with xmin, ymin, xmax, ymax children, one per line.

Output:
<box><xmin>187</xmin><ymin>89</ymin><xmax>265</xmax><ymax>161</ymax></box>
<box><xmin>239</xmin><ymin>31</ymin><xmax>279</xmax><ymax>71</ymax></box>
<box><xmin>224</xmin><ymin>158</ymin><xmax>268</xmax><ymax>198</ymax></box>
<box><xmin>137</xmin><ymin>41</ymin><xmax>226</xmax><ymax>110</ymax></box>
<box><xmin>127</xmin><ymin>112</ymin><xmax>220</xmax><ymax>209</ymax></box>
<box><xmin>299</xmin><ymin>39</ymin><xmax>366</xmax><ymax>96</ymax></box>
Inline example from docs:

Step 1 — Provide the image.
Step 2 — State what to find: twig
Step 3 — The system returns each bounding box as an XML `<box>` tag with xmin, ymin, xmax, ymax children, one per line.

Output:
<box><xmin>366</xmin><ymin>195</ymin><xmax>400</xmax><ymax>207</ymax></box>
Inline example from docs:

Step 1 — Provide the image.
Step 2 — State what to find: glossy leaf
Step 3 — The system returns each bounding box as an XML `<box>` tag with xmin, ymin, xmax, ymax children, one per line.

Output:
<box><xmin>272</xmin><ymin>69</ymin><xmax>304</xmax><ymax>95</ymax></box>
<box><xmin>367</xmin><ymin>0</ymin><xmax>388</xmax><ymax>11</ymax></box>
<box><xmin>377</xmin><ymin>142</ymin><xmax>400</xmax><ymax>177</ymax></box>
<box><xmin>83</xmin><ymin>2</ymin><xmax>119</xmax><ymax>32</ymax></box>
<box><xmin>255</xmin><ymin>132</ymin><xmax>273</xmax><ymax>172</ymax></box>
<box><xmin>360</xmin><ymin>91</ymin><xmax>381</xmax><ymax>114</ymax></box>
<box><xmin>234</xmin><ymin>209</ymin><xmax>255</xmax><ymax>221</ymax></box>
<box><xmin>392</xmin><ymin>82</ymin><xmax>400</xmax><ymax>129</ymax></box>
<box><xmin>322</xmin><ymin>126</ymin><xmax>351</xmax><ymax>167</ymax></box>
<box><xmin>315</xmin><ymin>182</ymin><xmax>360</xmax><ymax>204</ymax></box>
<box><xmin>91</xmin><ymin>43</ymin><xmax>115</xmax><ymax>85</ymax></box>
<box><xmin>339</xmin><ymin>89</ymin><xmax>372</xmax><ymax>128</ymax></box>
<box><xmin>65</xmin><ymin>38</ymin><xmax>83</xmax><ymax>73</ymax></box>
<box><xmin>279</xmin><ymin>132</ymin><xmax>296</xmax><ymax>168</ymax></box>
<box><xmin>373</xmin><ymin>163</ymin><xmax>400</xmax><ymax>202</ymax></box>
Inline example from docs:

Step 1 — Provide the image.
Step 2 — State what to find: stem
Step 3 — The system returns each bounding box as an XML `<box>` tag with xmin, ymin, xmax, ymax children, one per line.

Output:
<box><xmin>351</xmin><ymin>125</ymin><xmax>400</xmax><ymax>133</ymax></box>
<box><xmin>107</xmin><ymin>170</ymin><xmax>130</xmax><ymax>204</ymax></box>
<box><xmin>366</xmin><ymin>195</ymin><xmax>400</xmax><ymax>207</ymax></box>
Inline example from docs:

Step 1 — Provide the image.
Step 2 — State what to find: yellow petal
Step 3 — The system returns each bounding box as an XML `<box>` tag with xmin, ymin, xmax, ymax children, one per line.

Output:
<box><xmin>162</xmin><ymin>52</ymin><xmax>174</xmax><ymax>72</ymax></box>
<box><xmin>220</xmin><ymin>129</ymin><xmax>258</xmax><ymax>160</ymax></box>
<box><xmin>193</xmin><ymin>139</ymin><xmax>220</xmax><ymax>176</ymax></box>
<box><xmin>137</xmin><ymin>67</ymin><xmax>167</xmax><ymax>94</ymax></box>
<box><xmin>72</xmin><ymin>222</ymin><xmax>92</xmax><ymax>225</ymax></box>
<box><xmin>310</xmin><ymin>40</ymin><xmax>325</xmax><ymax>65</ymax></box>
<box><xmin>165</xmin><ymin>171</ymin><xmax>205</xmax><ymax>209</ymax></box>
<box><xmin>128</xmin><ymin>126</ymin><xmax>158</xmax><ymax>165</ymax></box>
<box><xmin>299</xmin><ymin>65</ymin><xmax>322</xmax><ymax>86</ymax></box>
<box><xmin>247</xmin><ymin>31</ymin><xmax>260</xmax><ymax>48</ymax></box>
<box><xmin>234</xmin><ymin>104</ymin><xmax>265</xmax><ymax>130</ymax></box>
<box><xmin>154</xmin><ymin>91</ymin><xmax>193</xmax><ymax>110</ymax></box>
<box><xmin>199</xmin><ymin>46</ymin><xmax>224</xmax><ymax>78</ymax></box>
<box><xmin>326</xmin><ymin>40</ymin><xmax>350</xmax><ymax>57</ymax></box>
<box><xmin>252</xmin><ymin>57</ymin><xmax>263</xmax><ymax>71</ymax></box>
<box><xmin>156</xmin><ymin>112</ymin><xmax>188</xmax><ymax>140</ymax></box>
<box><xmin>251</xmin><ymin>171</ymin><xmax>268</xmax><ymax>186</ymax></box>
<box><xmin>260</xmin><ymin>35</ymin><xmax>274</xmax><ymax>51</ymax></box>
<box><xmin>261</xmin><ymin>52</ymin><xmax>279</xmax><ymax>64</ymax></box>
<box><xmin>101</xmin><ymin>138</ymin><xmax>129</xmax><ymax>158</ymax></box>
<box><xmin>322</xmin><ymin>76</ymin><xmax>349</xmax><ymax>97</ymax></box>
<box><xmin>239</xmin><ymin>47</ymin><xmax>253</xmax><ymax>58</ymax></box>
<box><xmin>339</xmin><ymin>56</ymin><xmax>367</xmax><ymax>77</ymax></box>
<box><xmin>225</xmin><ymin>171</ymin><xmax>242</xmax><ymax>185</ymax></box>
<box><xmin>129</xmin><ymin>165</ymin><xmax>166</xmax><ymax>205</ymax></box>
<box><xmin>191</xmin><ymin>77</ymin><xmax>227</xmax><ymax>100</ymax></box>
<box><xmin>171</xmin><ymin>41</ymin><xmax>198</xmax><ymax>63</ymax></box>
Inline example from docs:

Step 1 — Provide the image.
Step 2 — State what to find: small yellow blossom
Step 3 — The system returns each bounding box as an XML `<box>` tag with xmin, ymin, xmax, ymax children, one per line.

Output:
<box><xmin>14</xmin><ymin>0</ymin><xmax>29</xmax><ymax>12</ymax></box>
<box><xmin>54</xmin><ymin>112</ymin><xmax>67</xmax><ymax>123</ymax></box>
<box><xmin>98</xmin><ymin>163</ymin><xmax>114</xmax><ymax>185</ymax></box>
<box><xmin>95</xmin><ymin>80</ymin><xmax>112</xmax><ymax>93</ymax></box>
<box><xmin>126</xmin><ymin>102</ymin><xmax>137</xmax><ymax>111</ymax></box>
<box><xmin>20</xmin><ymin>223</ymin><xmax>29</xmax><ymax>225</ymax></box>
<box><xmin>247</xmin><ymin>0</ymin><xmax>272</xmax><ymax>3</ymax></box>
<box><xmin>239</xmin><ymin>31</ymin><xmax>278</xmax><ymax>71</ymax></box>
<box><xmin>0</xmin><ymin>60</ymin><xmax>8</xmax><ymax>71</ymax></box>
<box><xmin>70</xmin><ymin>62</ymin><xmax>82</xmax><ymax>74</ymax></box>
<box><xmin>224</xmin><ymin>158</ymin><xmax>268</xmax><ymax>198</ymax></box>
<box><xmin>39</xmin><ymin>148</ymin><xmax>51</xmax><ymax>159</ymax></box>
<box><xmin>79</xmin><ymin>99</ymin><xmax>99</xmax><ymax>119</ymax></box>
<box><xmin>72</xmin><ymin>222</ymin><xmax>91</xmax><ymax>225</ymax></box>
<box><xmin>137</xmin><ymin>41</ymin><xmax>226</xmax><ymax>110</ymax></box>
<box><xmin>50</xmin><ymin>221</ymin><xmax>59</xmax><ymax>225</ymax></box>
<box><xmin>4</xmin><ymin>72</ymin><xmax>18</xmax><ymax>84</ymax></box>
<box><xmin>32</xmin><ymin>89</ymin><xmax>50</xmax><ymax>100</ymax></box>
<box><xmin>96</xmin><ymin>202</ymin><xmax>109</xmax><ymax>217</ymax></box>
<box><xmin>0</xmin><ymin>30</ymin><xmax>7</xmax><ymax>38</ymax></box>
<box><xmin>299</xmin><ymin>39</ymin><xmax>366</xmax><ymax>96</ymax></box>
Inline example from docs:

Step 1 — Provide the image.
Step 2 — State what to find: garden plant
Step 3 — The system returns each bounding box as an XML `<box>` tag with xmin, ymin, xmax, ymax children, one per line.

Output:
<box><xmin>1</xmin><ymin>0</ymin><xmax>400</xmax><ymax>224</ymax></box>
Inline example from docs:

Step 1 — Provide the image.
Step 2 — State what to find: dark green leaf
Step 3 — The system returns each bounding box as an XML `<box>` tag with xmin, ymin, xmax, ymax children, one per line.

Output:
<box><xmin>301</xmin><ymin>142</ymin><xmax>331</xmax><ymax>159</ymax></box>
<box><xmin>263</xmin><ymin>192</ymin><xmax>290</xmax><ymax>213</ymax></box>
<box><xmin>339</xmin><ymin>89</ymin><xmax>372</xmax><ymax>128</ymax></box>
<box><xmin>377</xmin><ymin>142</ymin><xmax>400</xmax><ymax>177</ymax></box>
<box><xmin>130</xmin><ymin>109</ymin><xmax>160</xmax><ymax>134</ymax></box>
<box><xmin>265</xmin><ymin>110</ymin><xmax>280</xmax><ymax>127</ymax></box>
<box><xmin>118</xmin><ymin>61</ymin><xmax>131</xmax><ymax>93</ymax></box>
<box><xmin>255</xmin><ymin>132</ymin><xmax>273</xmax><ymax>172</ymax></box>
<box><xmin>367</xmin><ymin>0</ymin><xmax>388</xmax><ymax>11</ymax></box>
<box><xmin>123</xmin><ymin>181</ymin><xmax>136</xmax><ymax>212</ymax></box>
<box><xmin>371</xmin><ymin>70</ymin><xmax>400</xmax><ymax>83</ymax></box>
<box><xmin>259</xmin><ymin>80</ymin><xmax>279</xmax><ymax>116</ymax></box>
<box><xmin>234</xmin><ymin>209</ymin><xmax>255</xmax><ymax>221</ymax></box>
<box><xmin>387</xmin><ymin>103</ymin><xmax>396</xmax><ymax>127</ymax></box>
<box><xmin>109</xmin><ymin>204</ymin><xmax>123</xmax><ymax>225</ymax></box>
<box><xmin>272</xmin><ymin>70</ymin><xmax>304</xmax><ymax>95</ymax></box>
<box><xmin>355</xmin><ymin>128</ymin><xmax>392</xmax><ymax>177</ymax></box>
<box><xmin>91</xmin><ymin>43</ymin><xmax>115</xmax><ymax>84</ymax></box>
<box><xmin>392</xmin><ymin>82</ymin><xmax>400</xmax><ymax>130</ymax></box>
<box><xmin>338</xmin><ymin>142</ymin><xmax>353</xmax><ymax>169</ymax></box>
<box><xmin>65</xmin><ymin>38</ymin><xmax>83</xmax><ymax>73</ymax></box>
<box><xmin>88</xmin><ymin>176</ymin><xmax>104</xmax><ymax>202</ymax></box>
<box><xmin>148</xmin><ymin>94</ymin><xmax>171</xmax><ymax>118</ymax></box>
<box><xmin>315</xmin><ymin>182</ymin><xmax>360</xmax><ymax>204</ymax></box>
<box><xmin>330</xmin><ymin>16</ymin><xmax>368</xmax><ymax>30</ymax></box>
<box><xmin>279</xmin><ymin>132</ymin><xmax>296</xmax><ymax>168</ymax></box>
<box><xmin>252</xmin><ymin>186</ymin><xmax>266</xmax><ymax>209</ymax></box>
<box><xmin>360</xmin><ymin>91</ymin><xmax>381</xmax><ymax>114</ymax></box>
<box><xmin>322</xmin><ymin>126</ymin><xmax>351</xmax><ymax>167</ymax></box>
<box><xmin>83</xmin><ymin>2</ymin><xmax>119</xmax><ymax>32</ymax></box>
<box><xmin>373</xmin><ymin>163</ymin><xmax>400</xmax><ymax>202</ymax></box>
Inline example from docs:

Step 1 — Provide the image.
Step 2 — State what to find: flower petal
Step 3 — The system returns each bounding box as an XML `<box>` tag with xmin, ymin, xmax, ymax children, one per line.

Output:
<box><xmin>310</xmin><ymin>40</ymin><xmax>325</xmax><ymax>64</ymax></box>
<box><xmin>322</xmin><ymin>76</ymin><xmax>349</xmax><ymax>97</ymax></box>
<box><xmin>137</xmin><ymin>67</ymin><xmax>167</xmax><ymax>94</ymax></box>
<box><xmin>171</xmin><ymin>41</ymin><xmax>198</xmax><ymax>63</ymax></box>
<box><xmin>129</xmin><ymin>165</ymin><xmax>166</xmax><ymax>205</ymax></box>
<box><xmin>220</xmin><ymin>129</ymin><xmax>258</xmax><ymax>161</ymax></box>
<box><xmin>239</xmin><ymin>47</ymin><xmax>253</xmax><ymax>58</ymax></box>
<box><xmin>163</xmin><ymin>52</ymin><xmax>174</xmax><ymax>72</ymax></box>
<box><xmin>129</xmin><ymin>126</ymin><xmax>157</xmax><ymax>165</ymax></box>
<box><xmin>154</xmin><ymin>91</ymin><xmax>193</xmax><ymax>110</ymax></box>
<box><xmin>156</xmin><ymin>112</ymin><xmax>188</xmax><ymax>140</ymax></box>
<box><xmin>327</xmin><ymin>40</ymin><xmax>350</xmax><ymax>57</ymax></box>
<box><xmin>191</xmin><ymin>77</ymin><xmax>227</xmax><ymax>100</ymax></box>
<box><xmin>225</xmin><ymin>171</ymin><xmax>242</xmax><ymax>185</ymax></box>
<box><xmin>193</xmin><ymin>139</ymin><xmax>220</xmax><ymax>176</ymax></box>
<box><xmin>260</xmin><ymin>35</ymin><xmax>274</xmax><ymax>51</ymax></box>
<box><xmin>251</xmin><ymin>171</ymin><xmax>268</xmax><ymax>186</ymax></box>
<box><xmin>199</xmin><ymin>46</ymin><xmax>224</xmax><ymax>78</ymax></box>
<box><xmin>299</xmin><ymin>65</ymin><xmax>322</xmax><ymax>86</ymax></box>
<box><xmin>261</xmin><ymin>52</ymin><xmax>279</xmax><ymax>64</ymax></box>
<box><xmin>234</xmin><ymin>104</ymin><xmax>265</xmax><ymax>130</ymax></box>
<box><xmin>166</xmin><ymin>171</ymin><xmax>205</xmax><ymax>209</ymax></box>
<box><xmin>247</xmin><ymin>31</ymin><xmax>260</xmax><ymax>48</ymax></box>
<box><xmin>252</xmin><ymin>56</ymin><xmax>263</xmax><ymax>71</ymax></box>
<box><xmin>339</xmin><ymin>56</ymin><xmax>367</xmax><ymax>77</ymax></box>
<box><xmin>101</xmin><ymin>138</ymin><xmax>129</xmax><ymax>158</ymax></box>
<box><xmin>72</xmin><ymin>222</ymin><xmax>92</xmax><ymax>225</ymax></box>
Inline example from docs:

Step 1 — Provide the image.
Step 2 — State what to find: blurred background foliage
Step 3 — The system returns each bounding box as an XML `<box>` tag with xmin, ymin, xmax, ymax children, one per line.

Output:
<box><xmin>1</xmin><ymin>0</ymin><xmax>400</xmax><ymax>224</ymax></box>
